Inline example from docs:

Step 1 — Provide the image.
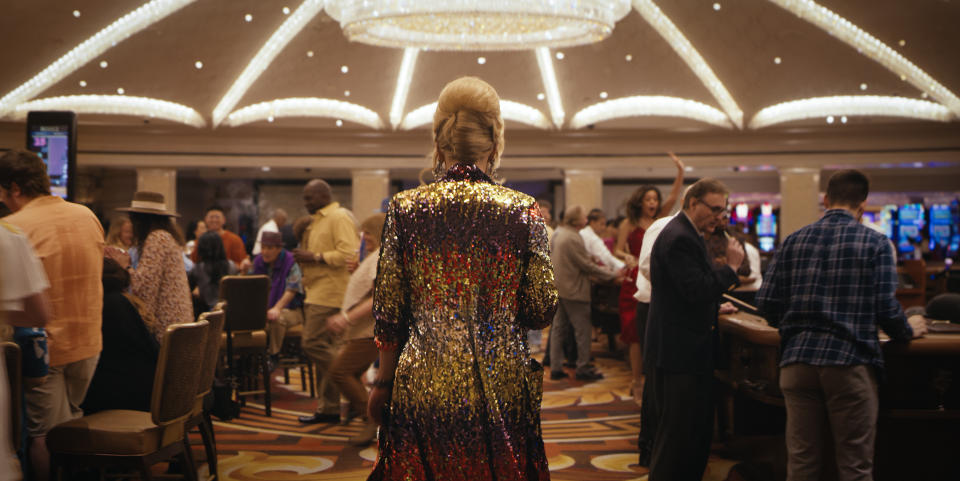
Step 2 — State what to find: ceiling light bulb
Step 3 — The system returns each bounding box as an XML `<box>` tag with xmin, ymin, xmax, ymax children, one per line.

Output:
<box><xmin>477</xmin><ymin>56</ymin><xmax>486</xmax><ymax>65</ymax></box>
<box><xmin>921</xmin><ymin>92</ymin><xmax>928</xmax><ymax>99</ymax></box>
<box><xmin>99</xmin><ymin>60</ymin><xmax>108</xmax><ymax>68</ymax></box>
<box><xmin>555</xmin><ymin>51</ymin><xmax>565</xmax><ymax>60</ymax></box>
<box><xmin>826</xmin><ymin>115</ymin><xmax>834</xmax><ymax>124</ymax></box>
<box><xmin>194</xmin><ymin>60</ymin><xmax>203</xmax><ymax>69</ymax></box>
<box><xmin>900</xmin><ymin>74</ymin><xmax>906</xmax><ymax>81</ymax></box>
<box><xmin>262</xmin><ymin>166</ymin><xmax>271</xmax><ymax>172</ymax></box>
<box><xmin>599</xmin><ymin>91</ymin><xmax>608</xmax><ymax>99</ymax></box>
<box><xmin>340</xmin><ymin>65</ymin><xmax>349</xmax><ymax>73</ymax></box>
<box><xmin>840</xmin><ymin>115</ymin><xmax>848</xmax><ymax>123</ymax></box>
<box><xmin>899</xmin><ymin>39</ymin><xmax>906</xmax><ymax>47</ymax></box>
<box><xmin>306</xmin><ymin>50</ymin><xmax>314</xmax><ymax>57</ymax></box>
<box><xmin>625</xmin><ymin>54</ymin><xmax>632</xmax><ymax>62</ymax></box>
<box><xmin>860</xmin><ymin>83</ymin><xmax>868</xmax><ymax>91</ymax></box>
<box><xmin>713</xmin><ymin>3</ymin><xmax>721</xmax><ymax>11</ymax></box>
<box><xmin>78</xmin><ymin>80</ymin><xmax>87</xmax><ymax>87</ymax></box>
<box><xmin>344</xmin><ymin>90</ymin><xmax>351</xmax><ymax>97</ymax></box>
<box><xmin>73</xmin><ymin>10</ymin><xmax>81</xmax><ymax>18</ymax></box>
<box><xmin>117</xmin><ymin>87</ymin><xmax>125</xmax><ymax>95</ymax></box>
<box><xmin>267</xmin><ymin>115</ymin><xmax>274</xmax><ymax>122</ymax></box>
<box><xmin>244</xmin><ymin>13</ymin><xmax>253</xmax><ymax>22</ymax></box>
<box><xmin>537</xmin><ymin>93</ymin><xmax>545</xmax><ymax>101</ymax></box>
<box><xmin>774</xmin><ymin>56</ymin><xmax>782</xmax><ymax>64</ymax></box>
<box><xmin>335</xmin><ymin>119</ymin><xmax>343</xmax><ymax>127</ymax></box>
<box><xmin>283</xmin><ymin>6</ymin><xmax>291</xmax><ymax>15</ymax></box>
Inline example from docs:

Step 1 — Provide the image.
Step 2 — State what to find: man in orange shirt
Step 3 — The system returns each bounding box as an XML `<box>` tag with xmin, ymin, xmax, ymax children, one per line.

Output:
<box><xmin>1</xmin><ymin>150</ymin><xmax>104</xmax><ymax>481</ymax></box>
<box><xmin>191</xmin><ymin>205</ymin><xmax>249</xmax><ymax>266</ymax></box>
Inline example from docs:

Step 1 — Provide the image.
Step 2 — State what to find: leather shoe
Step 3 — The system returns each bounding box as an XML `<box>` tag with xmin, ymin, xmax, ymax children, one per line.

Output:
<box><xmin>298</xmin><ymin>413</ymin><xmax>340</xmax><ymax>424</ymax></box>
<box><xmin>575</xmin><ymin>370</ymin><xmax>604</xmax><ymax>381</ymax></box>
<box><xmin>549</xmin><ymin>370</ymin><xmax>567</xmax><ymax>380</ymax></box>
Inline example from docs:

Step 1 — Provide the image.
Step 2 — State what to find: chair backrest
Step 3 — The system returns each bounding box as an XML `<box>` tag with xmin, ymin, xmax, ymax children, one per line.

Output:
<box><xmin>2</xmin><ymin>342</ymin><xmax>21</xmax><ymax>452</ymax></box>
<box><xmin>151</xmin><ymin>321</ymin><xmax>209</xmax><ymax>426</ymax></box>
<box><xmin>195</xmin><ymin>309</ymin><xmax>225</xmax><ymax>398</ymax></box>
<box><xmin>219</xmin><ymin>275</ymin><xmax>270</xmax><ymax>332</ymax></box>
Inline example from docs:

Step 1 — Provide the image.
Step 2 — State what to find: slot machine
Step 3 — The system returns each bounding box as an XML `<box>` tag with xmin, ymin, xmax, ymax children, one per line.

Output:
<box><xmin>25</xmin><ymin>111</ymin><xmax>77</xmax><ymax>201</ymax></box>
<box><xmin>755</xmin><ymin>202</ymin><xmax>777</xmax><ymax>253</ymax></box>
<box><xmin>730</xmin><ymin>202</ymin><xmax>753</xmax><ymax>236</ymax></box>
<box><xmin>896</xmin><ymin>203</ymin><xmax>925</xmax><ymax>256</ymax></box>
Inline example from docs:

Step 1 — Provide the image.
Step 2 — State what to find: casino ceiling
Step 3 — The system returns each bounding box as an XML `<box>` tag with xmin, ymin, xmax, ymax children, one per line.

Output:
<box><xmin>1</xmin><ymin>0</ymin><xmax>959</xmax><ymax>177</ymax></box>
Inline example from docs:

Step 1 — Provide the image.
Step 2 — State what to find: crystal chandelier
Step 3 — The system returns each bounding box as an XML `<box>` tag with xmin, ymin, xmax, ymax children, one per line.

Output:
<box><xmin>325</xmin><ymin>0</ymin><xmax>632</xmax><ymax>51</ymax></box>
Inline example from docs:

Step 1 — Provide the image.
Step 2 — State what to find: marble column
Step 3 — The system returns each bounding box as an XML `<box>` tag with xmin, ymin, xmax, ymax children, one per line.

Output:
<box><xmin>779</xmin><ymin>167</ymin><xmax>821</xmax><ymax>238</ymax></box>
<box><xmin>136</xmin><ymin>168</ymin><xmax>177</xmax><ymax>212</ymax></box>
<box><xmin>563</xmin><ymin>169</ymin><xmax>604</xmax><ymax>215</ymax></box>
<box><xmin>351</xmin><ymin>169</ymin><xmax>390</xmax><ymax>220</ymax></box>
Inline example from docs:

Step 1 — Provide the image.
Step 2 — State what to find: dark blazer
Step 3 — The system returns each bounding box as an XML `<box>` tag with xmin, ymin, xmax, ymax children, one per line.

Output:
<box><xmin>645</xmin><ymin>213</ymin><xmax>739</xmax><ymax>375</ymax></box>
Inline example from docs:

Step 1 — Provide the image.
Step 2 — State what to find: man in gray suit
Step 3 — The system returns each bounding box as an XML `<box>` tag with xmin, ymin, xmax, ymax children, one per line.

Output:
<box><xmin>549</xmin><ymin>205</ymin><xmax>622</xmax><ymax>381</ymax></box>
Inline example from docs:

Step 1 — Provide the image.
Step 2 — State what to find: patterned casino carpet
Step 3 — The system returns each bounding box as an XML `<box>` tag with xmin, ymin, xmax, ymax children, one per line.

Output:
<box><xmin>194</xmin><ymin>347</ymin><xmax>741</xmax><ymax>481</ymax></box>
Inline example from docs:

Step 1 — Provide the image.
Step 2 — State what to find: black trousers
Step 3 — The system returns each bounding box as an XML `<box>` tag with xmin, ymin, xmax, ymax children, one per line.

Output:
<box><xmin>648</xmin><ymin>367</ymin><xmax>715</xmax><ymax>481</ymax></box>
<box><xmin>634</xmin><ymin>302</ymin><xmax>656</xmax><ymax>461</ymax></box>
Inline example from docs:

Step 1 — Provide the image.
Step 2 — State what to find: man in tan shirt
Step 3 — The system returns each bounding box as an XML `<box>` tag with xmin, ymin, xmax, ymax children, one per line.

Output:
<box><xmin>1</xmin><ymin>150</ymin><xmax>104</xmax><ymax>481</ymax></box>
<box><xmin>292</xmin><ymin>179</ymin><xmax>359</xmax><ymax>424</ymax></box>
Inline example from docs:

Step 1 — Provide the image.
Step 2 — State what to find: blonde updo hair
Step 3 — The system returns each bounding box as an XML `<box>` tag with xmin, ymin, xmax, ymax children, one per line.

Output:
<box><xmin>431</xmin><ymin>77</ymin><xmax>505</xmax><ymax>181</ymax></box>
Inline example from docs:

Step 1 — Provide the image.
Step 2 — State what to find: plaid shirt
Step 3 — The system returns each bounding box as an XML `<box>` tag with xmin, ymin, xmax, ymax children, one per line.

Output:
<box><xmin>756</xmin><ymin>209</ymin><xmax>913</xmax><ymax>370</ymax></box>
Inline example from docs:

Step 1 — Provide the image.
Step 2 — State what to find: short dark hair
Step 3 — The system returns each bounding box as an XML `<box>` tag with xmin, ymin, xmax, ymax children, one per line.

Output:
<box><xmin>205</xmin><ymin>204</ymin><xmax>225</xmax><ymax>216</ymax></box>
<box><xmin>0</xmin><ymin>150</ymin><xmax>51</xmax><ymax>197</ymax></box>
<box><xmin>826</xmin><ymin>170</ymin><xmax>869</xmax><ymax>208</ymax></box>
<box><xmin>683</xmin><ymin>178</ymin><xmax>729</xmax><ymax>209</ymax></box>
<box><xmin>587</xmin><ymin>208</ymin><xmax>605</xmax><ymax>222</ymax></box>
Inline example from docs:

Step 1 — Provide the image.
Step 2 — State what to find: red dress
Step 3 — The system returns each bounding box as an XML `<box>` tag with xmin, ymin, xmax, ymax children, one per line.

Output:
<box><xmin>618</xmin><ymin>225</ymin><xmax>646</xmax><ymax>344</ymax></box>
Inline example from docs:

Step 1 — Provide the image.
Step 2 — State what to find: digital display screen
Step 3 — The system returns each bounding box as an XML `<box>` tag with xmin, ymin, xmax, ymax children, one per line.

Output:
<box><xmin>929</xmin><ymin>204</ymin><xmax>954</xmax><ymax>249</ymax></box>
<box><xmin>897</xmin><ymin>203</ymin><xmax>925</xmax><ymax>254</ymax></box>
<box><xmin>756</xmin><ymin>213</ymin><xmax>777</xmax><ymax>237</ymax></box>
<box><xmin>28</xmin><ymin>124</ymin><xmax>71</xmax><ymax>199</ymax></box>
<box><xmin>880</xmin><ymin>205</ymin><xmax>897</xmax><ymax>239</ymax></box>
<box><xmin>759</xmin><ymin>236</ymin><xmax>775</xmax><ymax>253</ymax></box>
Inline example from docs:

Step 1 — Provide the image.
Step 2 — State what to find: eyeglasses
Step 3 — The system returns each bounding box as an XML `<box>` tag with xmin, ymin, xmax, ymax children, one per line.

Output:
<box><xmin>697</xmin><ymin>199</ymin><xmax>728</xmax><ymax>215</ymax></box>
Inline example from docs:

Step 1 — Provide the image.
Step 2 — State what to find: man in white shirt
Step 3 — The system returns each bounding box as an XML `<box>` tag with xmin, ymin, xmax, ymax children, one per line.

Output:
<box><xmin>252</xmin><ymin>208</ymin><xmax>288</xmax><ymax>255</ymax></box>
<box><xmin>579</xmin><ymin>208</ymin><xmax>625</xmax><ymax>272</ymax></box>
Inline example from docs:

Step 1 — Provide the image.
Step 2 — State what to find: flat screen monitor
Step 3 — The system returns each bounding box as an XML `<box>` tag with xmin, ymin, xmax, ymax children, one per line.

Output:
<box><xmin>25</xmin><ymin>111</ymin><xmax>77</xmax><ymax>201</ymax></box>
<box><xmin>896</xmin><ymin>203</ymin><xmax>925</xmax><ymax>254</ymax></box>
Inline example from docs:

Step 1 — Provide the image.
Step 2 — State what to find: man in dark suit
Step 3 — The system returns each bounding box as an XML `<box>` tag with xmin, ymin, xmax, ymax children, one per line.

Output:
<box><xmin>645</xmin><ymin>178</ymin><xmax>744</xmax><ymax>480</ymax></box>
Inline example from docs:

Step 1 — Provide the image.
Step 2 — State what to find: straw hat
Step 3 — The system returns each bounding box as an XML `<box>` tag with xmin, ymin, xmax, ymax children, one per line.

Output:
<box><xmin>117</xmin><ymin>191</ymin><xmax>180</xmax><ymax>217</ymax></box>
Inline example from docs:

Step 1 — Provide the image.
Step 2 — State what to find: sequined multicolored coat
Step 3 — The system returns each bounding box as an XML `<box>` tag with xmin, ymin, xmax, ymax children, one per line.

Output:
<box><xmin>370</xmin><ymin>163</ymin><xmax>559</xmax><ymax>481</ymax></box>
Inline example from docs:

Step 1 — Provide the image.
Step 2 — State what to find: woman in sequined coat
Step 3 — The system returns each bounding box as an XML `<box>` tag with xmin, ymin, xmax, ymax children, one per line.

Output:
<box><xmin>367</xmin><ymin>77</ymin><xmax>559</xmax><ymax>481</ymax></box>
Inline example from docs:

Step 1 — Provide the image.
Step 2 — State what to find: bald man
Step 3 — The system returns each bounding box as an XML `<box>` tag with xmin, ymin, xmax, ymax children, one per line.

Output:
<box><xmin>293</xmin><ymin>179</ymin><xmax>360</xmax><ymax>424</ymax></box>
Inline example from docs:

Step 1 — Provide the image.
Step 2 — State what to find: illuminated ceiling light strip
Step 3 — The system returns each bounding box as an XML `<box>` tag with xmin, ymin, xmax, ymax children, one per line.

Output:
<box><xmin>389</xmin><ymin>48</ymin><xmax>420</xmax><ymax>129</ymax></box>
<box><xmin>570</xmin><ymin>95</ymin><xmax>733</xmax><ymax>129</ymax></box>
<box><xmin>500</xmin><ymin>100</ymin><xmax>552</xmax><ymax>129</ymax></box>
<box><xmin>225</xmin><ymin>98</ymin><xmax>384</xmax><ymax>129</ymax></box>
<box><xmin>213</xmin><ymin>0</ymin><xmax>324</xmax><ymax>127</ymax></box>
<box><xmin>749</xmin><ymin>95</ymin><xmax>952</xmax><ymax>129</ymax></box>
<box><xmin>632</xmin><ymin>0</ymin><xmax>743</xmax><ymax>128</ymax></box>
<box><xmin>400</xmin><ymin>100</ymin><xmax>552</xmax><ymax>130</ymax></box>
<box><xmin>0</xmin><ymin>0</ymin><xmax>196</xmax><ymax>116</ymax></box>
<box><xmin>13</xmin><ymin>95</ymin><xmax>205</xmax><ymax>128</ymax></box>
<box><xmin>535</xmin><ymin>47</ymin><xmax>564</xmax><ymax>128</ymax></box>
<box><xmin>768</xmin><ymin>0</ymin><xmax>960</xmax><ymax>115</ymax></box>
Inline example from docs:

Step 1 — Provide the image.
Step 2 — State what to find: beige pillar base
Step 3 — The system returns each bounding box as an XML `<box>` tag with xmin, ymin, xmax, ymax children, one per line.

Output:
<box><xmin>779</xmin><ymin>167</ymin><xmax>821</xmax><ymax>238</ymax></box>
<box><xmin>351</xmin><ymin>169</ymin><xmax>390</xmax><ymax>220</ymax></box>
<box><xmin>136</xmin><ymin>168</ymin><xmax>177</xmax><ymax>212</ymax></box>
<box><xmin>563</xmin><ymin>169</ymin><xmax>604</xmax><ymax>214</ymax></box>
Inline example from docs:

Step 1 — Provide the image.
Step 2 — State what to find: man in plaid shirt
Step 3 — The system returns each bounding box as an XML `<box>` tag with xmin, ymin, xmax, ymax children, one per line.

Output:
<box><xmin>756</xmin><ymin>169</ymin><xmax>927</xmax><ymax>481</ymax></box>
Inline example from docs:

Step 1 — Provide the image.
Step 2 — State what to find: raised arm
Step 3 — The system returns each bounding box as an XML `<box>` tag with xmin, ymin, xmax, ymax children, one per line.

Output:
<box><xmin>658</xmin><ymin>152</ymin><xmax>685</xmax><ymax>217</ymax></box>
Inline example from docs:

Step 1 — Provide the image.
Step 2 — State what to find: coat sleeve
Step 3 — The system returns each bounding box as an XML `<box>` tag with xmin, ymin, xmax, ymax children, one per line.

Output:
<box><xmin>516</xmin><ymin>204</ymin><xmax>559</xmax><ymax>330</ymax></box>
<box><xmin>663</xmin><ymin>234</ymin><xmax>739</xmax><ymax>303</ymax></box>
<box><xmin>372</xmin><ymin>198</ymin><xmax>410</xmax><ymax>351</ymax></box>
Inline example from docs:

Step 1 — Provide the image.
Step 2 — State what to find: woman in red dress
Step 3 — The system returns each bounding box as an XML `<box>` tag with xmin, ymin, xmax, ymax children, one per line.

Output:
<box><xmin>615</xmin><ymin>153</ymin><xmax>684</xmax><ymax>400</ymax></box>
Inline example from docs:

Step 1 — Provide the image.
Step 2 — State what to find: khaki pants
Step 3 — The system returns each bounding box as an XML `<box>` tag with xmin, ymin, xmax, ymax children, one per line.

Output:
<box><xmin>24</xmin><ymin>356</ymin><xmax>99</xmax><ymax>436</ymax></box>
<box><xmin>267</xmin><ymin>307</ymin><xmax>304</xmax><ymax>355</ymax></box>
<box><xmin>302</xmin><ymin>304</ymin><xmax>343</xmax><ymax>415</ymax></box>
<box><xmin>330</xmin><ymin>338</ymin><xmax>378</xmax><ymax>415</ymax></box>
<box><xmin>780</xmin><ymin>364</ymin><xmax>879</xmax><ymax>481</ymax></box>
